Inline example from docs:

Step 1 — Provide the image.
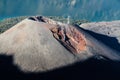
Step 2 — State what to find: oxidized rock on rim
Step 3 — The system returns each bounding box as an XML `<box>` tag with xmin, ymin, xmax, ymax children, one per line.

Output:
<box><xmin>29</xmin><ymin>16</ymin><xmax>87</xmax><ymax>54</ymax></box>
<box><xmin>50</xmin><ymin>25</ymin><xmax>86</xmax><ymax>54</ymax></box>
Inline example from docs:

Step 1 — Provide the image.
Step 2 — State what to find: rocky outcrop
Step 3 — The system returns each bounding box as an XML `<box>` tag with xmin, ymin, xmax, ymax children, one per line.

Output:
<box><xmin>50</xmin><ymin>25</ymin><xmax>86</xmax><ymax>53</ymax></box>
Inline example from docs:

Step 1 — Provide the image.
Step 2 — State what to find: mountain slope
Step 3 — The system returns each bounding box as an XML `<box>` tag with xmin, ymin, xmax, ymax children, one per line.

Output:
<box><xmin>0</xmin><ymin>18</ymin><xmax>79</xmax><ymax>72</ymax></box>
<box><xmin>0</xmin><ymin>16</ymin><xmax>120</xmax><ymax>73</ymax></box>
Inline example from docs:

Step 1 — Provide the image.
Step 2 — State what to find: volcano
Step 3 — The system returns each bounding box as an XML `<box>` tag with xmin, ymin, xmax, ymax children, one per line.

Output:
<box><xmin>0</xmin><ymin>16</ymin><xmax>120</xmax><ymax>80</ymax></box>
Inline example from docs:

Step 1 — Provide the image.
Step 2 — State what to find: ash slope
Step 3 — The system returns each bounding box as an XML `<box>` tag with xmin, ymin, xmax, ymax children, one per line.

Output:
<box><xmin>0</xmin><ymin>19</ymin><xmax>78</xmax><ymax>72</ymax></box>
<box><xmin>81</xmin><ymin>21</ymin><xmax>120</xmax><ymax>52</ymax></box>
<box><xmin>0</xmin><ymin>16</ymin><xmax>120</xmax><ymax>73</ymax></box>
<box><xmin>81</xmin><ymin>21</ymin><xmax>120</xmax><ymax>42</ymax></box>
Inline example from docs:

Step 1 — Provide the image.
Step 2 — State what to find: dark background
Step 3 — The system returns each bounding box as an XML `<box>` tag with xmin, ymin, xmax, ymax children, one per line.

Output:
<box><xmin>0</xmin><ymin>54</ymin><xmax>120</xmax><ymax>80</ymax></box>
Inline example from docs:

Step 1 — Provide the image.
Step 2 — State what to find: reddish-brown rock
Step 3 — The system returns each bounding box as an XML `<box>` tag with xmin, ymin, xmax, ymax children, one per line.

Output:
<box><xmin>28</xmin><ymin>16</ymin><xmax>87</xmax><ymax>54</ymax></box>
<box><xmin>50</xmin><ymin>25</ymin><xmax>86</xmax><ymax>54</ymax></box>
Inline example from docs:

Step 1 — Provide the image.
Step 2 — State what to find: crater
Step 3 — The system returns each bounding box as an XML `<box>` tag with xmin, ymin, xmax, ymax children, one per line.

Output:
<box><xmin>28</xmin><ymin>16</ymin><xmax>87</xmax><ymax>54</ymax></box>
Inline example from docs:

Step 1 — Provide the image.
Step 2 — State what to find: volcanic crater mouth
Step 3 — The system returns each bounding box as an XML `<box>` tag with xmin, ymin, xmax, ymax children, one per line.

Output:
<box><xmin>29</xmin><ymin>16</ymin><xmax>87</xmax><ymax>54</ymax></box>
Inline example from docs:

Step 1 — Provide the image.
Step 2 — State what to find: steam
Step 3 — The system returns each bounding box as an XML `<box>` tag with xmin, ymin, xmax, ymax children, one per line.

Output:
<box><xmin>67</xmin><ymin>16</ymin><xmax>70</xmax><ymax>24</ymax></box>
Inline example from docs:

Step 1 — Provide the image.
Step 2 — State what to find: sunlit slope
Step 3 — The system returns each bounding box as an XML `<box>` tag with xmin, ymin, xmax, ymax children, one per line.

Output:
<box><xmin>0</xmin><ymin>16</ymin><xmax>119</xmax><ymax>72</ymax></box>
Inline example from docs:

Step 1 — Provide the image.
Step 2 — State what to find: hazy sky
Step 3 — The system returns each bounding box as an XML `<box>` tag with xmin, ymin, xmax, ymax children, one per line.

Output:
<box><xmin>0</xmin><ymin>0</ymin><xmax>120</xmax><ymax>21</ymax></box>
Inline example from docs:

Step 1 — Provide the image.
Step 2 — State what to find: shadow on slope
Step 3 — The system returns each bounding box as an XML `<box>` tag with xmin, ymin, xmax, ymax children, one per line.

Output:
<box><xmin>0</xmin><ymin>54</ymin><xmax>120</xmax><ymax>80</ymax></box>
<box><xmin>77</xmin><ymin>25</ymin><xmax>120</xmax><ymax>53</ymax></box>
